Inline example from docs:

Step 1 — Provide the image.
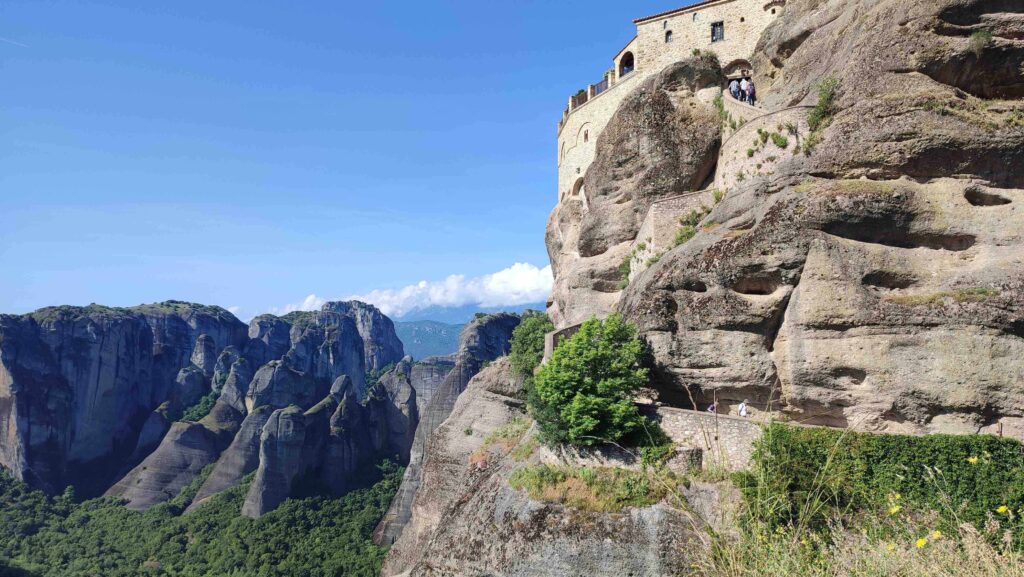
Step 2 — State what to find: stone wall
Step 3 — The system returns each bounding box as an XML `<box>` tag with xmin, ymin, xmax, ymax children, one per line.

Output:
<box><xmin>715</xmin><ymin>105</ymin><xmax>812</xmax><ymax>192</ymax></box>
<box><xmin>652</xmin><ymin>406</ymin><xmax>765</xmax><ymax>471</ymax></box>
<box><xmin>635</xmin><ymin>0</ymin><xmax>781</xmax><ymax>81</ymax></box>
<box><xmin>629</xmin><ymin>190</ymin><xmax>719</xmax><ymax>281</ymax></box>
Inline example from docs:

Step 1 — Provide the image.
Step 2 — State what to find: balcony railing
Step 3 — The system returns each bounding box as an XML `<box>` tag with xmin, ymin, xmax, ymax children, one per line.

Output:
<box><xmin>593</xmin><ymin>77</ymin><xmax>609</xmax><ymax>97</ymax></box>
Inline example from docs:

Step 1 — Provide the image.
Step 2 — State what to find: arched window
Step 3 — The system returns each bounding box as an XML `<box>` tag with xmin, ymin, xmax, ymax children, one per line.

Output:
<box><xmin>693</xmin><ymin>12</ymin><xmax>700</xmax><ymax>22</ymax></box>
<box><xmin>618</xmin><ymin>52</ymin><xmax>635</xmax><ymax>78</ymax></box>
<box><xmin>665</xmin><ymin>30</ymin><xmax>674</xmax><ymax>43</ymax></box>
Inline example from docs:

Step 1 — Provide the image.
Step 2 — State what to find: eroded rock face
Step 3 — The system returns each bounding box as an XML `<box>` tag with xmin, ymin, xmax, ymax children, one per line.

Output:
<box><xmin>616</xmin><ymin>0</ymin><xmax>1024</xmax><ymax>434</ymax></box>
<box><xmin>382</xmin><ymin>359</ymin><xmax>705</xmax><ymax>577</ymax></box>
<box><xmin>546</xmin><ymin>55</ymin><xmax>724</xmax><ymax>328</ymax></box>
<box><xmin>0</xmin><ymin>302</ymin><xmax>246</xmax><ymax>495</ymax></box>
<box><xmin>107</xmin><ymin>300</ymin><xmax>411</xmax><ymax>514</ymax></box>
<box><xmin>374</xmin><ymin>313</ymin><xmax>521</xmax><ymax>546</ymax></box>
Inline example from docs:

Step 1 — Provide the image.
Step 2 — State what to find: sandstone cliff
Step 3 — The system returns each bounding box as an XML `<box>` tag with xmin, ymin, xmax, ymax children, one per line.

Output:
<box><xmin>374</xmin><ymin>313</ymin><xmax>522</xmax><ymax>546</ymax></box>
<box><xmin>106</xmin><ymin>300</ymin><xmax>410</xmax><ymax>514</ymax></box>
<box><xmin>547</xmin><ymin>0</ymin><xmax>1024</xmax><ymax>435</ymax></box>
<box><xmin>0</xmin><ymin>301</ymin><xmax>247</xmax><ymax>495</ymax></box>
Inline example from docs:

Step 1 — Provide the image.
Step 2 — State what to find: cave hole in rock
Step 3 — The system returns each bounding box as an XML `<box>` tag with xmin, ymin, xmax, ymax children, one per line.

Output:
<box><xmin>681</xmin><ymin>279</ymin><xmax>709</xmax><ymax>293</ymax></box>
<box><xmin>965</xmin><ymin>186</ymin><xmax>1012</xmax><ymax>206</ymax></box>
<box><xmin>731</xmin><ymin>275</ymin><xmax>781</xmax><ymax>295</ymax></box>
<box><xmin>822</xmin><ymin>221</ymin><xmax>977</xmax><ymax>251</ymax></box>
<box><xmin>862</xmin><ymin>270</ymin><xmax>917</xmax><ymax>290</ymax></box>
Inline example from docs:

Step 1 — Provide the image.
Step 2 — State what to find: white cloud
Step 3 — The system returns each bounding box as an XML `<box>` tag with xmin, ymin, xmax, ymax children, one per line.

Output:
<box><xmin>270</xmin><ymin>262</ymin><xmax>552</xmax><ymax>319</ymax></box>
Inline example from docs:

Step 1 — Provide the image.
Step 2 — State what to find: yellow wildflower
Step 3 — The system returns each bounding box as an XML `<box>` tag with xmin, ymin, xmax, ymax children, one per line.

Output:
<box><xmin>997</xmin><ymin>505</ymin><xmax>1009</xmax><ymax>514</ymax></box>
<box><xmin>889</xmin><ymin>504</ymin><xmax>902</xmax><ymax>515</ymax></box>
<box><xmin>916</xmin><ymin>538</ymin><xmax>928</xmax><ymax>549</ymax></box>
<box><xmin>886</xmin><ymin>543</ymin><xmax>896</xmax><ymax>552</ymax></box>
<box><xmin>967</xmin><ymin>456</ymin><xmax>979</xmax><ymax>465</ymax></box>
<box><xmin>932</xmin><ymin>530</ymin><xmax>943</xmax><ymax>540</ymax></box>
<box><xmin>801</xmin><ymin>538</ymin><xmax>809</xmax><ymax>546</ymax></box>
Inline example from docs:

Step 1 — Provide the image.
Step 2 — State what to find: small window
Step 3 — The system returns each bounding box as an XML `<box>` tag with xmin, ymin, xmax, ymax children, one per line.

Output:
<box><xmin>740</xmin><ymin>17</ymin><xmax>745</xmax><ymax>22</ymax></box>
<box><xmin>583</xmin><ymin>130</ymin><xmax>589</xmax><ymax>143</ymax></box>
<box><xmin>771</xmin><ymin>8</ymin><xmax>777</xmax><ymax>14</ymax></box>
<box><xmin>693</xmin><ymin>12</ymin><xmax>700</xmax><ymax>22</ymax></box>
<box><xmin>665</xmin><ymin>30</ymin><xmax>674</xmax><ymax>43</ymax></box>
<box><xmin>711</xmin><ymin>21</ymin><xmax>725</xmax><ymax>42</ymax></box>
<box><xmin>663</xmin><ymin>20</ymin><xmax>668</xmax><ymax>29</ymax></box>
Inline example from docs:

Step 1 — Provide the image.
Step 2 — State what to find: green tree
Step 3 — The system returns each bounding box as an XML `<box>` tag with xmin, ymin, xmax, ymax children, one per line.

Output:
<box><xmin>530</xmin><ymin>314</ymin><xmax>648</xmax><ymax>446</ymax></box>
<box><xmin>508</xmin><ymin>310</ymin><xmax>554</xmax><ymax>378</ymax></box>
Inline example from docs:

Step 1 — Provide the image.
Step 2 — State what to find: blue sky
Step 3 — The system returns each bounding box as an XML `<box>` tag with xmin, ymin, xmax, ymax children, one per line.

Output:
<box><xmin>1</xmin><ymin>0</ymin><xmax>673</xmax><ymax>319</ymax></box>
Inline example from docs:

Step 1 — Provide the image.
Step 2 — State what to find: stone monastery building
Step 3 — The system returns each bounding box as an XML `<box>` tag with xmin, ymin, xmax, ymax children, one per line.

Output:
<box><xmin>557</xmin><ymin>0</ymin><xmax>785</xmax><ymax>201</ymax></box>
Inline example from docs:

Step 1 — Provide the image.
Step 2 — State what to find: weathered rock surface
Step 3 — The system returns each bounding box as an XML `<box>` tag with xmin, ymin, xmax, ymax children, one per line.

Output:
<box><xmin>374</xmin><ymin>313</ymin><xmax>521</xmax><ymax>546</ymax></box>
<box><xmin>107</xmin><ymin>300</ymin><xmax>411</xmax><ymax>514</ymax></box>
<box><xmin>382</xmin><ymin>359</ymin><xmax>705</xmax><ymax>577</ymax></box>
<box><xmin>614</xmin><ymin>0</ymin><xmax>1024</xmax><ymax>434</ymax></box>
<box><xmin>0</xmin><ymin>302</ymin><xmax>246</xmax><ymax>495</ymax></box>
<box><xmin>546</xmin><ymin>55</ymin><xmax>724</xmax><ymax>328</ymax></box>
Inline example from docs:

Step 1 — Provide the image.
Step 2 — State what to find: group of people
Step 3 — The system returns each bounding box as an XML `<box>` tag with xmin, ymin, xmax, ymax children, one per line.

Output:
<box><xmin>728</xmin><ymin>77</ymin><xmax>756</xmax><ymax>106</ymax></box>
<box><xmin>706</xmin><ymin>399</ymin><xmax>750</xmax><ymax>417</ymax></box>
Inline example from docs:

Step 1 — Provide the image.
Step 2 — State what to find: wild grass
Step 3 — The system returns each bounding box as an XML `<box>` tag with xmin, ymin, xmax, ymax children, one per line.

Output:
<box><xmin>695</xmin><ymin>423</ymin><xmax>1024</xmax><ymax>577</ymax></box>
<box><xmin>509</xmin><ymin>464</ymin><xmax>676</xmax><ymax>513</ymax></box>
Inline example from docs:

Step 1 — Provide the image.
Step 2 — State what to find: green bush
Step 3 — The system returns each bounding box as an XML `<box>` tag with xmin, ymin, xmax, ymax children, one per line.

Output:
<box><xmin>509</xmin><ymin>464</ymin><xmax>672</xmax><ymax>512</ymax></box>
<box><xmin>508</xmin><ymin>311</ymin><xmax>554</xmax><ymax>378</ymax></box>
<box><xmin>770</xmin><ymin>132</ymin><xmax>789</xmax><ymax>148</ymax></box>
<box><xmin>807</xmin><ymin>77</ymin><xmax>840</xmax><ymax>132</ymax></box>
<box><xmin>736</xmin><ymin>423</ymin><xmax>1024</xmax><ymax>541</ymax></box>
<box><xmin>969</xmin><ymin>30</ymin><xmax>992</xmax><ymax>57</ymax></box>
<box><xmin>530</xmin><ymin>314</ymin><xmax>649</xmax><ymax>446</ymax></box>
<box><xmin>180</xmin><ymin>390</ymin><xmax>219</xmax><ymax>422</ymax></box>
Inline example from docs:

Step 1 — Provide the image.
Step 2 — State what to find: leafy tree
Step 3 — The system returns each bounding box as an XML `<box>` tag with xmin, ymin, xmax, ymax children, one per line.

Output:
<box><xmin>530</xmin><ymin>314</ymin><xmax>648</xmax><ymax>446</ymax></box>
<box><xmin>508</xmin><ymin>310</ymin><xmax>554</xmax><ymax>378</ymax></box>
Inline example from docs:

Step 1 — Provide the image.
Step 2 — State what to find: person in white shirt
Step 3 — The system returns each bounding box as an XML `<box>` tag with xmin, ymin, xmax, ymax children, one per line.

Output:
<box><xmin>739</xmin><ymin>78</ymin><xmax>750</xmax><ymax>102</ymax></box>
<box><xmin>738</xmin><ymin>399</ymin><xmax>749</xmax><ymax>417</ymax></box>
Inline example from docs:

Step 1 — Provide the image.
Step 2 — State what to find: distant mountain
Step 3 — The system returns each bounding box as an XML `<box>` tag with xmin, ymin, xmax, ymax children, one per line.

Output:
<box><xmin>394</xmin><ymin>321</ymin><xmax>463</xmax><ymax>360</ymax></box>
<box><xmin>392</xmin><ymin>302</ymin><xmax>546</xmax><ymax>324</ymax></box>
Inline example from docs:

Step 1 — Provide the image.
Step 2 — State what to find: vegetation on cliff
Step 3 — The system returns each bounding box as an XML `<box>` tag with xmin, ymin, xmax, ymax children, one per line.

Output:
<box><xmin>529</xmin><ymin>314</ymin><xmax>650</xmax><ymax>447</ymax></box>
<box><xmin>0</xmin><ymin>462</ymin><xmax>402</xmax><ymax>577</ymax></box>
<box><xmin>700</xmin><ymin>424</ymin><xmax>1024</xmax><ymax>577</ymax></box>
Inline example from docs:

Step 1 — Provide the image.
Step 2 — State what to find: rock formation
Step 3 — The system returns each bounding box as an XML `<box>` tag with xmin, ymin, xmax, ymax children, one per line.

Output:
<box><xmin>617</xmin><ymin>0</ymin><xmax>1024</xmax><ymax>435</ymax></box>
<box><xmin>374</xmin><ymin>313</ymin><xmax>522</xmax><ymax>545</ymax></box>
<box><xmin>0</xmin><ymin>302</ymin><xmax>247</xmax><ymax>495</ymax></box>
<box><xmin>107</xmin><ymin>300</ymin><xmax>410</xmax><ymax>513</ymax></box>
<box><xmin>381</xmin><ymin>359</ymin><xmax>705</xmax><ymax>577</ymax></box>
<box><xmin>546</xmin><ymin>55</ymin><xmax>724</xmax><ymax>328</ymax></box>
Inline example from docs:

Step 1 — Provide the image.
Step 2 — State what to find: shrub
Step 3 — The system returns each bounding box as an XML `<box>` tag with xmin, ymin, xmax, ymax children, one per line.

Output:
<box><xmin>747</xmin><ymin>148</ymin><xmax>755</xmax><ymax>157</ymax></box>
<box><xmin>770</xmin><ymin>132</ymin><xmax>789</xmax><ymax>148</ymax></box>
<box><xmin>508</xmin><ymin>311</ymin><xmax>553</xmax><ymax>378</ymax></box>
<box><xmin>712</xmin><ymin>189</ymin><xmax>725</xmax><ymax>203</ymax></box>
<box><xmin>673</xmin><ymin>225</ymin><xmax>698</xmax><ymax>247</ymax></box>
<box><xmin>180</xmin><ymin>390</ymin><xmax>218</xmax><ymax>422</ymax></box>
<box><xmin>530</xmin><ymin>315</ymin><xmax>649</xmax><ymax>446</ymax></box>
<box><xmin>969</xmin><ymin>30</ymin><xmax>992</xmax><ymax>57</ymax></box>
<box><xmin>736</xmin><ymin>423</ymin><xmax>1024</xmax><ymax>541</ymax></box>
<box><xmin>807</xmin><ymin>77</ymin><xmax>840</xmax><ymax>133</ymax></box>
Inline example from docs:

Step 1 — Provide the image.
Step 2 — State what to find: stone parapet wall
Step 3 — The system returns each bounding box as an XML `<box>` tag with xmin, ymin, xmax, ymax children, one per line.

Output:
<box><xmin>715</xmin><ymin>105</ymin><xmax>812</xmax><ymax>192</ymax></box>
<box><xmin>629</xmin><ymin>190</ymin><xmax>719</xmax><ymax>281</ymax></box>
<box><xmin>651</xmin><ymin>406</ymin><xmax>765</xmax><ymax>471</ymax></box>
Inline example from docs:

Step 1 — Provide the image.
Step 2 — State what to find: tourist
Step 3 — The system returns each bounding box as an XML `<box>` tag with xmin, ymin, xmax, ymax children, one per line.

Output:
<box><xmin>739</xmin><ymin>77</ymin><xmax>749</xmax><ymax>102</ymax></box>
<box><xmin>746</xmin><ymin>80</ymin><xmax>757</xmax><ymax>107</ymax></box>
<box><xmin>707</xmin><ymin>402</ymin><xmax>717</xmax><ymax>414</ymax></box>
<box><xmin>738</xmin><ymin>399</ymin><xmax>749</xmax><ymax>417</ymax></box>
<box><xmin>729</xmin><ymin>78</ymin><xmax>740</xmax><ymax>100</ymax></box>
